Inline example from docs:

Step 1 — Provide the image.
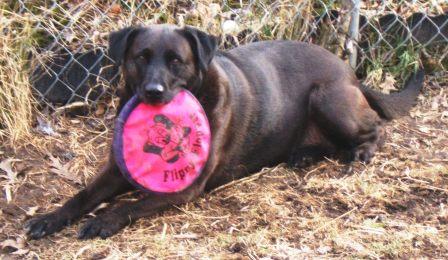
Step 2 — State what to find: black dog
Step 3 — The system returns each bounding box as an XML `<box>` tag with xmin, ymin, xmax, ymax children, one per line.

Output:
<box><xmin>26</xmin><ymin>24</ymin><xmax>424</xmax><ymax>239</ymax></box>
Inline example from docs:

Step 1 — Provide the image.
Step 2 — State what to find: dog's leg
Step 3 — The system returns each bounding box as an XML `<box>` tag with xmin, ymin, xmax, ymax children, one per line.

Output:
<box><xmin>288</xmin><ymin>120</ymin><xmax>337</xmax><ymax>167</ymax></box>
<box><xmin>77</xmin><ymin>138</ymin><xmax>224</xmax><ymax>239</ymax></box>
<box><xmin>288</xmin><ymin>145</ymin><xmax>335</xmax><ymax>168</ymax></box>
<box><xmin>310</xmin><ymin>82</ymin><xmax>385</xmax><ymax>163</ymax></box>
<box><xmin>25</xmin><ymin>157</ymin><xmax>133</xmax><ymax>239</ymax></box>
<box><xmin>77</xmin><ymin>188</ymin><xmax>201</xmax><ymax>239</ymax></box>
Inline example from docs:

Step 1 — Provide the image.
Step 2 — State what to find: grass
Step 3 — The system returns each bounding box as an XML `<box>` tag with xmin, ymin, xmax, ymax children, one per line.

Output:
<box><xmin>0</xmin><ymin>0</ymin><xmax>447</xmax><ymax>259</ymax></box>
<box><xmin>0</xmin><ymin>84</ymin><xmax>447</xmax><ymax>257</ymax></box>
<box><xmin>0</xmin><ymin>5</ymin><xmax>38</xmax><ymax>144</ymax></box>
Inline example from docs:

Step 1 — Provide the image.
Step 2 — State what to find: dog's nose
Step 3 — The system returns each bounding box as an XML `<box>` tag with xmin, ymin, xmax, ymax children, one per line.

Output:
<box><xmin>144</xmin><ymin>83</ymin><xmax>164</xmax><ymax>96</ymax></box>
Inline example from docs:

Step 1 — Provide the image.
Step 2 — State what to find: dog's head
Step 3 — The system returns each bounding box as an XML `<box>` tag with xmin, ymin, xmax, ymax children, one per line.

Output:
<box><xmin>109</xmin><ymin>24</ymin><xmax>217</xmax><ymax>105</ymax></box>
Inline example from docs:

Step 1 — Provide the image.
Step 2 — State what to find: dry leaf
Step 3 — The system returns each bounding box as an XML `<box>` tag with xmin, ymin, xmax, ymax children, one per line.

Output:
<box><xmin>95</xmin><ymin>104</ymin><xmax>106</xmax><ymax>116</ymax></box>
<box><xmin>4</xmin><ymin>183</ymin><xmax>12</xmax><ymax>203</ymax></box>
<box><xmin>346</xmin><ymin>240</ymin><xmax>365</xmax><ymax>252</ymax></box>
<box><xmin>317</xmin><ymin>245</ymin><xmax>332</xmax><ymax>254</ymax></box>
<box><xmin>222</xmin><ymin>20</ymin><xmax>239</xmax><ymax>34</ymax></box>
<box><xmin>25</xmin><ymin>206</ymin><xmax>40</xmax><ymax>216</ymax></box>
<box><xmin>74</xmin><ymin>244</ymin><xmax>91</xmax><ymax>259</ymax></box>
<box><xmin>36</xmin><ymin>116</ymin><xmax>58</xmax><ymax>136</ymax></box>
<box><xmin>0</xmin><ymin>237</ymin><xmax>28</xmax><ymax>255</ymax></box>
<box><xmin>431</xmin><ymin>96</ymin><xmax>440</xmax><ymax>110</ymax></box>
<box><xmin>441</xmin><ymin>110</ymin><xmax>448</xmax><ymax>119</ymax></box>
<box><xmin>0</xmin><ymin>158</ymin><xmax>21</xmax><ymax>203</ymax></box>
<box><xmin>12</xmin><ymin>248</ymin><xmax>30</xmax><ymax>255</ymax></box>
<box><xmin>0</xmin><ymin>158</ymin><xmax>20</xmax><ymax>181</ymax></box>
<box><xmin>378</xmin><ymin>73</ymin><xmax>397</xmax><ymax>94</ymax></box>
<box><xmin>209</xmin><ymin>3</ymin><xmax>221</xmax><ymax>18</ymax></box>
<box><xmin>109</xmin><ymin>4</ymin><xmax>122</xmax><ymax>15</ymax></box>
<box><xmin>49</xmin><ymin>155</ymin><xmax>82</xmax><ymax>185</ymax></box>
<box><xmin>419</xmin><ymin>126</ymin><xmax>431</xmax><ymax>134</ymax></box>
<box><xmin>1</xmin><ymin>239</ymin><xmax>18</xmax><ymax>249</ymax></box>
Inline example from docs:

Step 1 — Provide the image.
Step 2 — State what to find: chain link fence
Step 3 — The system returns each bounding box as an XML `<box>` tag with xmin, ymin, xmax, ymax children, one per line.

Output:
<box><xmin>12</xmin><ymin>0</ymin><xmax>447</xmax><ymax>110</ymax></box>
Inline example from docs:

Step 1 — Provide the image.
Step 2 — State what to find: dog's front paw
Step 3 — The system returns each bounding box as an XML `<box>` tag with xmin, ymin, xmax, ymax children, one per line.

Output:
<box><xmin>25</xmin><ymin>212</ymin><xmax>69</xmax><ymax>239</ymax></box>
<box><xmin>352</xmin><ymin>142</ymin><xmax>377</xmax><ymax>163</ymax></box>
<box><xmin>78</xmin><ymin>214</ymin><xmax>128</xmax><ymax>240</ymax></box>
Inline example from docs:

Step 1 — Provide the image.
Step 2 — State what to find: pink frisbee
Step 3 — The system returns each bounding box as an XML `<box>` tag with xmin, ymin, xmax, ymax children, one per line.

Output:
<box><xmin>113</xmin><ymin>90</ymin><xmax>211</xmax><ymax>194</ymax></box>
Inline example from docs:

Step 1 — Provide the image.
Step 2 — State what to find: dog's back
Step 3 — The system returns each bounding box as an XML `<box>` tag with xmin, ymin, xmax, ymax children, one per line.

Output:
<box><xmin>205</xmin><ymin>40</ymin><xmax>423</xmax><ymax>188</ymax></box>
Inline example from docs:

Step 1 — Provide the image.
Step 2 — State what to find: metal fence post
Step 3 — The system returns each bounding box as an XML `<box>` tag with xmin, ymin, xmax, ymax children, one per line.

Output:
<box><xmin>347</xmin><ymin>0</ymin><xmax>360</xmax><ymax>69</ymax></box>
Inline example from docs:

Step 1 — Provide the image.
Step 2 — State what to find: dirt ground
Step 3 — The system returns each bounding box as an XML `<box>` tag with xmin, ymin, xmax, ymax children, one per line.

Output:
<box><xmin>0</xmin><ymin>77</ymin><xmax>447</xmax><ymax>259</ymax></box>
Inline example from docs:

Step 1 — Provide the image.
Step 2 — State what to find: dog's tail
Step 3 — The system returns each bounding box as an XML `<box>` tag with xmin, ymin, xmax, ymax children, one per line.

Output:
<box><xmin>360</xmin><ymin>69</ymin><xmax>424</xmax><ymax>120</ymax></box>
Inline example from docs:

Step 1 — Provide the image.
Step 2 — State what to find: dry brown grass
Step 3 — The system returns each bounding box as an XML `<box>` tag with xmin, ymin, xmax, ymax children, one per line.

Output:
<box><xmin>0</xmin><ymin>6</ymin><xmax>38</xmax><ymax>144</ymax></box>
<box><xmin>1</xmin><ymin>80</ymin><xmax>447</xmax><ymax>258</ymax></box>
<box><xmin>1</xmin><ymin>0</ymin><xmax>448</xmax><ymax>259</ymax></box>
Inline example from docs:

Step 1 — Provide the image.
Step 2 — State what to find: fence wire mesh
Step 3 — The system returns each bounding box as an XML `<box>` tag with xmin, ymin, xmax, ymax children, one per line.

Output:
<box><xmin>9</xmin><ymin>0</ymin><xmax>447</xmax><ymax>109</ymax></box>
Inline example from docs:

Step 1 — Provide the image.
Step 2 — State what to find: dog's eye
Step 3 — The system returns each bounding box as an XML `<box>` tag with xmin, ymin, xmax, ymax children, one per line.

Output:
<box><xmin>136</xmin><ymin>54</ymin><xmax>146</xmax><ymax>62</ymax></box>
<box><xmin>170</xmin><ymin>58</ymin><xmax>181</xmax><ymax>65</ymax></box>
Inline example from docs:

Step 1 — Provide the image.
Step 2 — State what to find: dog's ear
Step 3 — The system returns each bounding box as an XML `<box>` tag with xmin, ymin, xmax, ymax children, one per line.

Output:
<box><xmin>179</xmin><ymin>26</ymin><xmax>217</xmax><ymax>72</ymax></box>
<box><xmin>108</xmin><ymin>27</ymin><xmax>140</xmax><ymax>65</ymax></box>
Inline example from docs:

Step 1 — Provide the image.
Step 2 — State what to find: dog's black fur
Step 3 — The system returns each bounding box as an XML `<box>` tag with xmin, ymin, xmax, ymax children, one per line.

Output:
<box><xmin>25</xmin><ymin>24</ymin><xmax>424</xmax><ymax>240</ymax></box>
